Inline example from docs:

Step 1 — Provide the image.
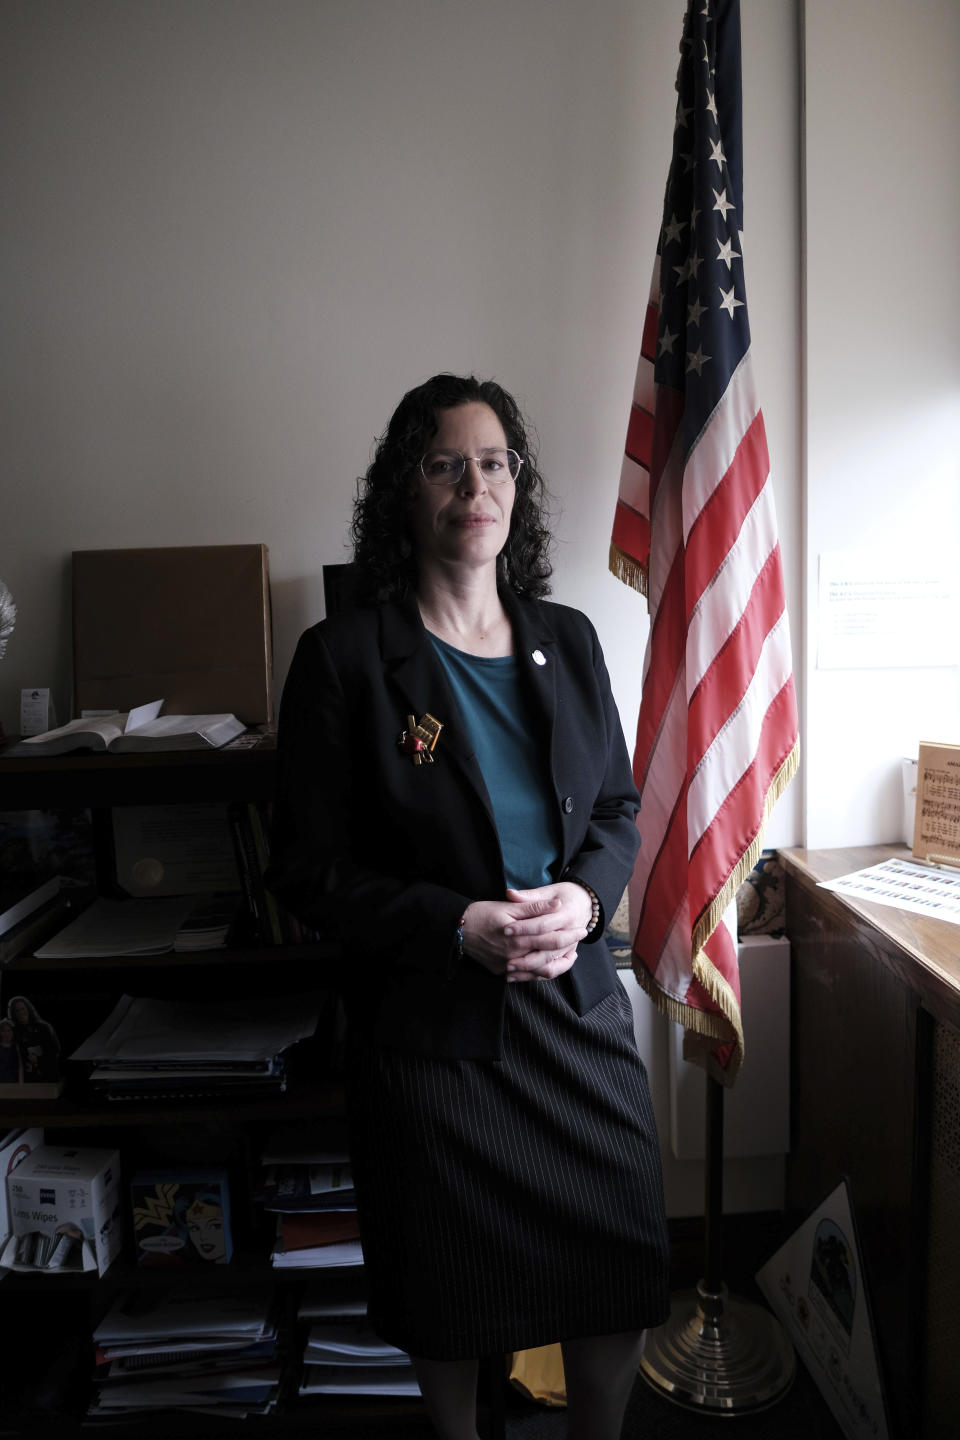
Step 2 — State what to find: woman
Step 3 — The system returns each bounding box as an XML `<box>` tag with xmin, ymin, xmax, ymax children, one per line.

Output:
<box><xmin>7</xmin><ymin>995</ymin><xmax>59</xmax><ymax>1084</ymax></box>
<box><xmin>177</xmin><ymin>1189</ymin><xmax>229</xmax><ymax>1265</ymax></box>
<box><xmin>269</xmin><ymin>374</ymin><xmax>669</xmax><ymax>1440</ymax></box>
<box><xmin>0</xmin><ymin>1018</ymin><xmax>23</xmax><ymax>1084</ymax></box>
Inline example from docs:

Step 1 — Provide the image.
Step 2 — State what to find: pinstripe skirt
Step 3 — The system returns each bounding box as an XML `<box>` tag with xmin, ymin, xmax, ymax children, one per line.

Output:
<box><xmin>345</xmin><ymin>973</ymin><xmax>671</xmax><ymax>1360</ymax></box>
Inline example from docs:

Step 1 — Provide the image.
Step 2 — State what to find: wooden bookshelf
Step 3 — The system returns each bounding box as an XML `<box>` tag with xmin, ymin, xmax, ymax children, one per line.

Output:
<box><xmin>0</xmin><ymin>744</ymin><xmax>415</xmax><ymax>1437</ymax></box>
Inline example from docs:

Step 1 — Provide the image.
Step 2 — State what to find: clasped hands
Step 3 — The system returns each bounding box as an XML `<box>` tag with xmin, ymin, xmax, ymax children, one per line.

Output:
<box><xmin>460</xmin><ymin>882</ymin><xmax>594</xmax><ymax>983</ymax></box>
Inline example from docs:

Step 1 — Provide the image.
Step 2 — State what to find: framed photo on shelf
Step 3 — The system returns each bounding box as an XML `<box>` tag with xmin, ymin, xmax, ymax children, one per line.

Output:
<box><xmin>0</xmin><ymin>993</ymin><xmax>64</xmax><ymax>1099</ymax></box>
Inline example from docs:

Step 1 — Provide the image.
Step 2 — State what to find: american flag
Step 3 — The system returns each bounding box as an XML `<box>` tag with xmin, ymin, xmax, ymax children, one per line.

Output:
<box><xmin>609</xmin><ymin>0</ymin><xmax>799</xmax><ymax>1083</ymax></box>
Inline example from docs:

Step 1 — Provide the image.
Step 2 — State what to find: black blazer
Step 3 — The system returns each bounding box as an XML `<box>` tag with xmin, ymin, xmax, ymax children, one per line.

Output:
<box><xmin>268</xmin><ymin>588</ymin><xmax>641</xmax><ymax>1060</ymax></box>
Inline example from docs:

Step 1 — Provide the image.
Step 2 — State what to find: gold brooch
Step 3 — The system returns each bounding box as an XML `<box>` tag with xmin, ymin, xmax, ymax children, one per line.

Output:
<box><xmin>398</xmin><ymin>713</ymin><xmax>443</xmax><ymax>766</ymax></box>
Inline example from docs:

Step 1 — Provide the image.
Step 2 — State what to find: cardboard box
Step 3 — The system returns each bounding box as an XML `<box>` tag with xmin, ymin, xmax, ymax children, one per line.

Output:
<box><xmin>2</xmin><ymin>1144</ymin><xmax>122</xmax><ymax>1276</ymax></box>
<box><xmin>72</xmin><ymin>544</ymin><xmax>273</xmax><ymax>725</ymax></box>
<box><xmin>131</xmin><ymin>1168</ymin><xmax>232</xmax><ymax>1266</ymax></box>
<box><xmin>0</xmin><ymin>1127</ymin><xmax>43</xmax><ymax>1248</ymax></box>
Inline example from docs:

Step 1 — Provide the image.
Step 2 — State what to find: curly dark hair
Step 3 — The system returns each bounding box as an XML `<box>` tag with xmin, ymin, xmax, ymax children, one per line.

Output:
<box><xmin>350</xmin><ymin>373</ymin><xmax>553</xmax><ymax>603</ymax></box>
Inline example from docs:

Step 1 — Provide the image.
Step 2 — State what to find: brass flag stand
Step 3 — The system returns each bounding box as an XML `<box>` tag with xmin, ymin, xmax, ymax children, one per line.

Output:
<box><xmin>639</xmin><ymin>1072</ymin><xmax>796</xmax><ymax>1413</ymax></box>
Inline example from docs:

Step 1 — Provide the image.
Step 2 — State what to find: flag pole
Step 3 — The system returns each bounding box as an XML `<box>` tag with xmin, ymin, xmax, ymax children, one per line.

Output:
<box><xmin>609</xmin><ymin>0</ymin><xmax>800</xmax><ymax>1405</ymax></box>
<box><xmin>638</xmin><ymin>1071</ymin><xmax>795</xmax><ymax>1414</ymax></box>
<box><xmin>704</xmin><ymin>1070</ymin><xmax>724</xmax><ymax>1294</ymax></box>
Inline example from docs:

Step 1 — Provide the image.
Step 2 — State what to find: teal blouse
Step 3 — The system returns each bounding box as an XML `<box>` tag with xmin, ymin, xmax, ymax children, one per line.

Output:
<box><xmin>431</xmin><ymin>636</ymin><xmax>559</xmax><ymax>890</ymax></box>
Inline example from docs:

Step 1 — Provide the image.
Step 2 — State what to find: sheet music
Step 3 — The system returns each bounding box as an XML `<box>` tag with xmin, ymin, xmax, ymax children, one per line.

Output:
<box><xmin>819</xmin><ymin>856</ymin><xmax>960</xmax><ymax>925</ymax></box>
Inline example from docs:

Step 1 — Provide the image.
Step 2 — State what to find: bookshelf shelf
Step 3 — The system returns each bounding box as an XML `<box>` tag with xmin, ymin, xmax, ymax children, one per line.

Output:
<box><xmin>5</xmin><ymin>939</ymin><xmax>339</xmax><ymax>974</ymax></box>
<box><xmin>9</xmin><ymin>1397</ymin><xmax>431</xmax><ymax>1439</ymax></box>
<box><xmin>0</xmin><ymin>735</ymin><xmax>276</xmax><ymax>809</ymax></box>
<box><xmin>0</xmin><ymin>745</ymin><xmax>399</xmax><ymax>1437</ymax></box>
<box><xmin>0</xmin><ymin>1246</ymin><xmax>348</xmax><ymax>1294</ymax></box>
<box><xmin>0</xmin><ymin>1078</ymin><xmax>346</xmax><ymax>1131</ymax></box>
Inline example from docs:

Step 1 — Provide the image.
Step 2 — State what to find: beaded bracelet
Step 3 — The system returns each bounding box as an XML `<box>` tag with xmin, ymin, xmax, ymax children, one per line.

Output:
<box><xmin>572</xmin><ymin>880</ymin><xmax>601</xmax><ymax>936</ymax></box>
<box><xmin>455</xmin><ymin>913</ymin><xmax>467</xmax><ymax>961</ymax></box>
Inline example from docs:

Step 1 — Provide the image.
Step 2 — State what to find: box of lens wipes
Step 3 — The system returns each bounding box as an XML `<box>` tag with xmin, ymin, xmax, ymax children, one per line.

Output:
<box><xmin>2</xmin><ymin>1144</ymin><xmax>122</xmax><ymax>1276</ymax></box>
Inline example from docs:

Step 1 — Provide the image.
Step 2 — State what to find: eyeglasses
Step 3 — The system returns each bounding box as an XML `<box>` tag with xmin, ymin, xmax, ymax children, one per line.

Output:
<box><xmin>419</xmin><ymin>448</ymin><xmax>522</xmax><ymax>486</ymax></box>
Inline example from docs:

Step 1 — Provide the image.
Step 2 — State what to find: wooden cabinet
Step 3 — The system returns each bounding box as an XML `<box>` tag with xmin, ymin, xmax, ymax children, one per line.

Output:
<box><xmin>0</xmin><ymin>744</ymin><xmax>421</xmax><ymax>1437</ymax></box>
<box><xmin>781</xmin><ymin>844</ymin><xmax>960</xmax><ymax>1440</ymax></box>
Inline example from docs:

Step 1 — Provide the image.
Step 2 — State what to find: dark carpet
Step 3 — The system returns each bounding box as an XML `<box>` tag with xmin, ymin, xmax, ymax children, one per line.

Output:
<box><xmin>317</xmin><ymin>1213</ymin><xmax>846</xmax><ymax>1440</ymax></box>
<box><xmin>502</xmin><ymin>1211</ymin><xmax>842</xmax><ymax>1439</ymax></box>
<box><xmin>500</xmin><ymin>1349</ymin><xmax>843</xmax><ymax>1439</ymax></box>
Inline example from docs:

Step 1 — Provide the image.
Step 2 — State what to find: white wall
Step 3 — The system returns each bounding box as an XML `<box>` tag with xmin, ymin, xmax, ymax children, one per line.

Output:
<box><xmin>0</xmin><ymin>0</ymin><xmax>802</xmax><ymax>837</ymax></box>
<box><xmin>1</xmin><ymin>0</ymin><xmax>802</xmax><ymax>1219</ymax></box>
<box><xmin>802</xmin><ymin>0</ymin><xmax>960</xmax><ymax>848</ymax></box>
<box><xmin>2</xmin><ymin>0</ymin><xmax>676</xmax><ymax>729</ymax></box>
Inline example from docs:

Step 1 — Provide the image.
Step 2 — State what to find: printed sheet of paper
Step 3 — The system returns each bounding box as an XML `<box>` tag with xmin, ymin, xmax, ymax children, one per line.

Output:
<box><xmin>819</xmin><ymin>857</ymin><xmax>960</xmax><ymax>925</ymax></box>
<box><xmin>112</xmin><ymin>803</ymin><xmax>240</xmax><ymax>896</ymax></box>
<box><xmin>756</xmin><ymin>1179</ymin><xmax>890</xmax><ymax>1440</ymax></box>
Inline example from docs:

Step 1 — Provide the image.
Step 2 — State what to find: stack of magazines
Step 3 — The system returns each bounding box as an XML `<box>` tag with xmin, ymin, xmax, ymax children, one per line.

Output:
<box><xmin>298</xmin><ymin>1323</ymin><xmax>420</xmax><ymax>1398</ymax></box>
<box><xmin>172</xmin><ymin>896</ymin><xmax>239</xmax><ymax>952</ymax></box>
<box><xmin>297</xmin><ymin>1273</ymin><xmax>419</xmax><ymax>1399</ymax></box>
<box><xmin>69</xmin><ymin>993</ymin><xmax>324</xmax><ymax>1103</ymax></box>
<box><xmin>89</xmin><ymin>1284</ymin><xmax>281</xmax><ymax>1419</ymax></box>
<box><xmin>257</xmin><ymin>1125</ymin><xmax>363</xmax><ymax>1271</ymax></box>
<box><xmin>255</xmin><ymin>1126</ymin><xmax>417</xmax><ymax>1397</ymax></box>
<box><xmin>272</xmin><ymin>1204</ymin><xmax>362</xmax><ymax>1270</ymax></box>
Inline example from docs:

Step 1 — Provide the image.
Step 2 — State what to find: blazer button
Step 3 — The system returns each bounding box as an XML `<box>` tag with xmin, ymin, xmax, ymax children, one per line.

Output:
<box><xmin>561</xmin><ymin>795</ymin><xmax>574</xmax><ymax>814</ymax></box>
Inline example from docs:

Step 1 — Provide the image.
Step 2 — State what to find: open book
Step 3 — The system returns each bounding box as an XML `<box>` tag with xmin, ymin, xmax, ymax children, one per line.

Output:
<box><xmin>4</xmin><ymin>708</ymin><xmax>246</xmax><ymax>756</ymax></box>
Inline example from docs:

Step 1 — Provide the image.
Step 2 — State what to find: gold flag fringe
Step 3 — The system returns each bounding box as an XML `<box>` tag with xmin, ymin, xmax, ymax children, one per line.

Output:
<box><xmin>631</xmin><ymin>736</ymin><xmax>800</xmax><ymax>1088</ymax></box>
<box><xmin>690</xmin><ymin>950</ymin><xmax>744</xmax><ymax>1086</ymax></box>
<box><xmin>629</xmin><ymin>960</ymin><xmax>731</xmax><ymax>1041</ymax></box>
<box><xmin>631</xmin><ymin>951</ymin><xmax>744</xmax><ymax>1087</ymax></box>
<box><xmin>608</xmin><ymin>543</ymin><xmax>649</xmax><ymax>598</ymax></box>
<box><xmin>690</xmin><ymin>738</ymin><xmax>800</xmax><ymax>961</ymax></box>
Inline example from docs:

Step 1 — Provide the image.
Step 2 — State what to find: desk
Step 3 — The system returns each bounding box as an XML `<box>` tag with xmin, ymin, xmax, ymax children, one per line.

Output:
<box><xmin>780</xmin><ymin>845</ymin><xmax>960</xmax><ymax>1440</ymax></box>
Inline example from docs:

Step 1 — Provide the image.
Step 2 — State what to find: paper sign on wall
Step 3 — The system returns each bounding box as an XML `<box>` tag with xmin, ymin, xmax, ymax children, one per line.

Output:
<box><xmin>817</xmin><ymin>550</ymin><xmax>957</xmax><ymax>670</ymax></box>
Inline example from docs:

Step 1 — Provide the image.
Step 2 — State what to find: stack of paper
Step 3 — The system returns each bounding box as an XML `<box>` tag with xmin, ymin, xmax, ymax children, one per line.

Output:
<box><xmin>35</xmin><ymin>894</ymin><xmax>239</xmax><ymax>960</ymax></box>
<box><xmin>272</xmin><ymin>1208</ymin><xmax>363</xmax><ymax>1270</ymax></box>
<box><xmin>89</xmin><ymin>1285</ymin><xmax>281</xmax><ymax>1419</ymax></box>
<box><xmin>69</xmin><ymin>993</ymin><xmax>324</xmax><ymax>1103</ymax></box>
<box><xmin>172</xmin><ymin>895</ymin><xmax>241</xmax><ymax>951</ymax></box>
<box><xmin>296</xmin><ymin>1267</ymin><xmax>418</xmax><ymax>1398</ymax></box>
<box><xmin>256</xmin><ymin>1124</ymin><xmax>417</xmax><ymax>1394</ymax></box>
<box><xmin>299</xmin><ymin>1324</ymin><xmax>420</xmax><ymax>1397</ymax></box>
